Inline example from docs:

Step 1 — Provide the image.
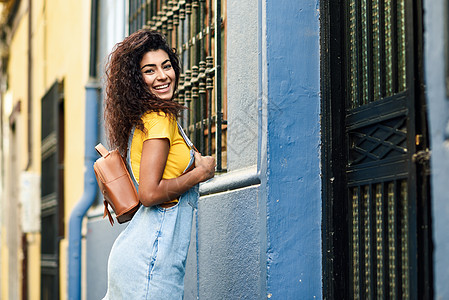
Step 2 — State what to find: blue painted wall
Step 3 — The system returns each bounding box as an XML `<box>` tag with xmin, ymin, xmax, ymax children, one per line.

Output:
<box><xmin>261</xmin><ymin>0</ymin><xmax>322</xmax><ymax>298</ymax></box>
<box><xmin>424</xmin><ymin>0</ymin><xmax>449</xmax><ymax>298</ymax></box>
<box><xmin>196</xmin><ymin>185</ymin><xmax>261</xmax><ymax>299</ymax></box>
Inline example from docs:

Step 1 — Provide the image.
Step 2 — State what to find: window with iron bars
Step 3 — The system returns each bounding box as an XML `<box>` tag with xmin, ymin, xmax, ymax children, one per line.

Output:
<box><xmin>129</xmin><ymin>0</ymin><xmax>227</xmax><ymax>172</ymax></box>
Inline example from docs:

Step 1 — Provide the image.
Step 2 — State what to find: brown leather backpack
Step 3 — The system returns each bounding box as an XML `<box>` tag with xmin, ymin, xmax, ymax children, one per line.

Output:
<box><xmin>93</xmin><ymin>143</ymin><xmax>140</xmax><ymax>225</ymax></box>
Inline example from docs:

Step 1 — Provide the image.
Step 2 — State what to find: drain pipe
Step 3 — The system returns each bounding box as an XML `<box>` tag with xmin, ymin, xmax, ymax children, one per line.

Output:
<box><xmin>68</xmin><ymin>79</ymin><xmax>99</xmax><ymax>300</ymax></box>
<box><xmin>68</xmin><ymin>0</ymin><xmax>99</xmax><ymax>298</ymax></box>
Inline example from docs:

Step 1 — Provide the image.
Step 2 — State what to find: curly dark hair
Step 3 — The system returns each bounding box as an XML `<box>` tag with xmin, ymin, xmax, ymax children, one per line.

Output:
<box><xmin>104</xmin><ymin>29</ymin><xmax>185</xmax><ymax>155</ymax></box>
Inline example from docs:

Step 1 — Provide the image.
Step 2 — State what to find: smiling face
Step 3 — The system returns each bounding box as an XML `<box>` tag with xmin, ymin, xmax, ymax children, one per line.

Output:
<box><xmin>140</xmin><ymin>49</ymin><xmax>176</xmax><ymax>101</ymax></box>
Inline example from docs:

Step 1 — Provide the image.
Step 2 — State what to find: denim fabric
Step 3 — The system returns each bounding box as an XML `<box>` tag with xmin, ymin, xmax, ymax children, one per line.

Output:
<box><xmin>102</xmin><ymin>123</ymin><xmax>198</xmax><ymax>299</ymax></box>
<box><xmin>102</xmin><ymin>186</ymin><xmax>199</xmax><ymax>300</ymax></box>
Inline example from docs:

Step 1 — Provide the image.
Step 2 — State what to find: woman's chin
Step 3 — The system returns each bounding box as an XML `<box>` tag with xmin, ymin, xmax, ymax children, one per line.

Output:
<box><xmin>152</xmin><ymin>92</ymin><xmax>174</xmax><ymax>101</ymax></box>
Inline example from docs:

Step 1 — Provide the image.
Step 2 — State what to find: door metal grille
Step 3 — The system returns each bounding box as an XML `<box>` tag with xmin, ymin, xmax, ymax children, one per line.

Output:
<box><xmin>348</xmin><ymin>0</ymin><xmax>406</xmax><ymax>108</ymax></box>
<box><xmin>350</xmin><ymin>180</ymin><xmax>410</xmax><ymax>299</ymax></box>
<box><xmin>346</xmin><ymin>1</ymin><xmax>413</xmax><ymax>298</ymax></box>
<box><xmin>321</xmin><ymin>0</ymin><xmax>432</xmax><ymax>299</ymax></box>
<box><xmin>128</xmin><ymin>0</ymin><xmax>227</xmax><ymax>171</ymax></box>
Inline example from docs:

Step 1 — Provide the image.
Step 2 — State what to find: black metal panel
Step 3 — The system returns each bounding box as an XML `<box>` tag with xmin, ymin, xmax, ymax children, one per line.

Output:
<box><xmin>346</xmin><ymin>92</ymin><xmax>407</xmax><ymax>130</ymax></box>
<box><xmin>41</xmin><ymin>213</ymin><xmax>57</xmax><ymax>255</ymax></box>
<box><xmin>348</xmin><ymin>115</ymin><xmax>407</xmax><ymax>165</ymax></box>
<box><xmin>347</xmin><ymin>157</ymin><xmax>408</xmax><ymax>186</ymax></box>
<box><xmin>41</xmin><ymin>83</ymin><xmax>58</xmax><ymax>141</ymax></box>
<box><xmin>41</xmin><ymin>271</ymin><xmax>57</xmax><ymax>300</ymax></box>
<box><xmin>41</xmin><ymin>81</ymin><xmax>63</xmax><ymax>300</ymax></box>
<box><xmin>41</xmin><ymin>154</ymin><xmax>57</xmax><ymax>197</ymax></box>
<box><xmin>320</xmin><ymin>0</ymin><xmax>350</xmax><ymax>298</ymax></box>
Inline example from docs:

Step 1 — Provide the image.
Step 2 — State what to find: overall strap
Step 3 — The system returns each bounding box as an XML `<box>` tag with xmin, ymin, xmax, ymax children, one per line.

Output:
<box><xmin>177</xmin><ymin>122</ymin><xmax>198</xmax><ymax>152</ymax></box>
<box><xmin>125</xmin><ymin>121</ymin><xmax>198</xmax><ymax>190</ymax></box>
<box><xmin>126</xmin><ymin>126</ymin><xmax>139</xmax><ymax>191</ymax></box>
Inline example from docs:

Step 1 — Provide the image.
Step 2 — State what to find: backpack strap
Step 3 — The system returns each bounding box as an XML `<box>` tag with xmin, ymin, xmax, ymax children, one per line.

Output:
<box><xmin>95</xmin><ymin>143</ymin><xmax>110</xmax><ymax>158</ymax></box>
<box><xmin>103</xmin><ymin>201</ymin><xmax>114</xmax><ymax>226</ymax></box>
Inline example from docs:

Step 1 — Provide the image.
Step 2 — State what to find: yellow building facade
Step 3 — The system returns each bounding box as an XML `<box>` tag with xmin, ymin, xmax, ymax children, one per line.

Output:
<box><xmin>0</xmin><ymin>0</ymin><xmax>91</xmax><ymax>298</ymax></box>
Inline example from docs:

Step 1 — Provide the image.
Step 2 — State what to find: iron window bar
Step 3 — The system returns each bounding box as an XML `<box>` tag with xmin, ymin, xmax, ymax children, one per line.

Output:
<box><xmin>129</xmin><ymin>0</ymin><xmax>227</xmax><ymax>172</ymax></box>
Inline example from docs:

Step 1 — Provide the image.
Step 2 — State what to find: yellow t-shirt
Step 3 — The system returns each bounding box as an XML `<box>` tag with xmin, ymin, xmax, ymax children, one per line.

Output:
<box><xmin>130</xmin><ymin>112</ymin><xmax>191</xmax><ymax>203</ymax></box>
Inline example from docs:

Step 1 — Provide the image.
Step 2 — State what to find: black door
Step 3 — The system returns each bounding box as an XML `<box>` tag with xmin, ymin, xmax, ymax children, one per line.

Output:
<box><xmin>321</xmin><ymin>0</ymin><xmax>432</xmax><ymax>299</ymax></box>
<box><xmin>41</xmin><ymin>81</ymin><xmax>65</xmax><ymax>300</ymax></box>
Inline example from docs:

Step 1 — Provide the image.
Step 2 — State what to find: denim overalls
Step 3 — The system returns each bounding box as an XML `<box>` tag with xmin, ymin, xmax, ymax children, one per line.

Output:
<box><xmin>103</xmin><ymin>123</ymin><xmax>199</xmax><ymax>300</ymax></box>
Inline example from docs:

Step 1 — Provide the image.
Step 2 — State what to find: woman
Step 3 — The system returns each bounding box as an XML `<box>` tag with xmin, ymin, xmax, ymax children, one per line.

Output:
<box><xmin>102</xmin><ymin>29</ymin><xmax>215</xmax><ymax>299</ymax></box>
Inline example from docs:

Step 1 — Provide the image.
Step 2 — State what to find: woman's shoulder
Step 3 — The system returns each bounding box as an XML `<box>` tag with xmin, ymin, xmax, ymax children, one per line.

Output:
<box><xmin>142</xmin><ymin>111</ymin><xmax>172</xmax><ymax>122</ymax></box>
<box><xmin>141</xmin><ymin>111</ymin><xmax>176</xmax><ymax>130</ymax></box>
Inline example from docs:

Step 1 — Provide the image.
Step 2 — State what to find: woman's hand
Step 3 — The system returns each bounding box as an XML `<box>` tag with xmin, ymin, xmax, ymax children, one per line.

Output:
<box><xmin>194</xmin><ymin>152</ymin><xmax>216</xmax><ymax>182</ymax></box>
<box><xmin>138</xmin><ymin>139</ymin><xmax>216</xmax><ymax>206</ymax></box>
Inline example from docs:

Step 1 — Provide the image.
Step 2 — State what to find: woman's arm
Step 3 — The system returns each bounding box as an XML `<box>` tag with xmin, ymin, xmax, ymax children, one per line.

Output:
<box><xmin>138</xmin><ymin>138</ymin><xmax>215</xmax><ymax>207</ymax></box>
